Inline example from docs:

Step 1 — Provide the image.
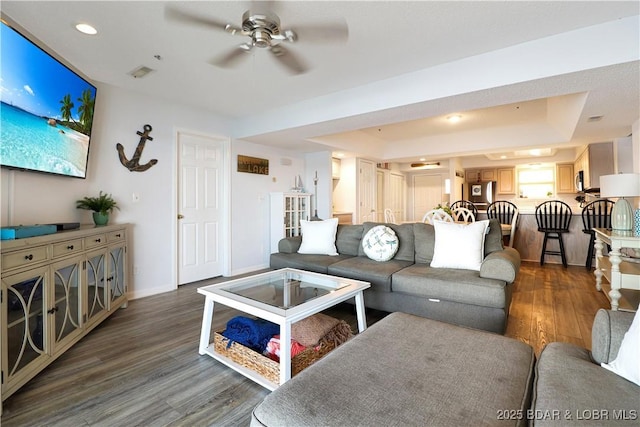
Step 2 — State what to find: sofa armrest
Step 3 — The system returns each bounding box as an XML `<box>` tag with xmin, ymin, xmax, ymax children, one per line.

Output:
<box><xmin>590</xmin><ymin>309</ymin><xmax>635</xmax><ymax>364</ymax></box>
<box><xmin>479</xmin><ymin>247</ymin><xmax>520</xmax><ymax>283</ymax></box>
<box><xmin>278</xmin><ymin>236</ymin><xmax>302</xmax><ymax>253</ymax></box>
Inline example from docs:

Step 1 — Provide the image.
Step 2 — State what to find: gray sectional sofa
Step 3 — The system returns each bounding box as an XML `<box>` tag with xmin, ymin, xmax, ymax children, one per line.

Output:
<box><xmin>531</xmin><ymin>309</ymin><xmax>638</xmax><ymax>426</ymax></box>
<box><xmin>251</xmin><ymin>309</ymin><xmax>638</xmax><ymax>426</ymax></box>
<box><xmin>271</xmin><ymin>219</ymin><xmax>520</xmax><ymax>334</ymax></box>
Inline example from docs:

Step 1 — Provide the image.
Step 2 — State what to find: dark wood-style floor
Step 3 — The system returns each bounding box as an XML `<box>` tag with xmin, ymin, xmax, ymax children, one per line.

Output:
<box><xmin>1</xmin><ymin>262</ymin><xmax>609</xmax><ymax>426</ymax></box>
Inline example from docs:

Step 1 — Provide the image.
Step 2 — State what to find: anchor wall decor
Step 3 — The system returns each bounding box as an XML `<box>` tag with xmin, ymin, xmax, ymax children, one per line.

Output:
<box><xmin>116</xmin><ymin>124</ymin><xmax>158</xmax><ymax>172</ymax></box>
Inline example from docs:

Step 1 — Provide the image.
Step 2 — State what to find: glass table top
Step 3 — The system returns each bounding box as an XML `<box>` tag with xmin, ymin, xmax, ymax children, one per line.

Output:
<box><xmin>202</xmin><ymin>269</ymin><xmax>355</xmax><ymax>309</ymax></box>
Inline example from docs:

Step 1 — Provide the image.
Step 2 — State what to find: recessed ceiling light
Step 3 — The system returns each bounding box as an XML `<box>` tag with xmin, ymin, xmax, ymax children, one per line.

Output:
<box><xmin>529</xmin><ymin>149</ymin><xmax>542</xmax><ymax>156</ymax></box>
<box><xmin>75</xmin><ymin>23</ymin><xmax>97</xmax><ymax>35</ymax></box>
<box><xmin>419</xmin><ymin>158</ymin><xmax>426</xmax><ymax>161</ymax></box>
<box><xmin>500</xmin><ymin>155</ymin><xmax>507</xmax><ymax>159</ymax></box>
<box><xmin>447</xmin><ymin>114</ymin><xmax>462</xmax><ymax>123</ymax></box>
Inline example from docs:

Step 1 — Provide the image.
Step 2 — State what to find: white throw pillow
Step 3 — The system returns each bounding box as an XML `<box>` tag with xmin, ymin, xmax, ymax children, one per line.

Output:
<box><xmin>430</xmin><ymin>220</ymin><xmax>489</xmax><ymax>271</ymax></box>
<box><xmin>601</xmin><ymin>309</ymin><xmax>640</xmax><ymax>386</ymax></box>
<box><xmin>362</xmin><ymin>225</ymin><xmax>399</xmax><ymax>262</ymax></box>
<box><xmin>298</xmin><ymin>218</ymin><xmax>339</xmax><ymax>256</ymax></box>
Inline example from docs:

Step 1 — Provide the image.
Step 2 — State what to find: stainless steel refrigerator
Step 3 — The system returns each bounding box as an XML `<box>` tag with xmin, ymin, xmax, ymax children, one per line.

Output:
<box><xmin>466</xmin><ymin>181</ymin><xmax>496</xmax><ymax>210</ymax></box>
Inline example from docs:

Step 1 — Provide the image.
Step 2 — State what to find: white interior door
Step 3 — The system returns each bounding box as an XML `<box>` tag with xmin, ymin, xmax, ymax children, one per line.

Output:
<box><xmin>413</xmin><ymin>174</ymin><xmax>443</xmax><ymax>221</ymax></box>
<box><xmin>177</xmin><ymin>131</ymin><xmax>224</xmax><ymax>285</ymax></box>
<box><xmin>357</xmin><ymin>159</ymin><xmax>376</xmax><ymax>223</ymax></box>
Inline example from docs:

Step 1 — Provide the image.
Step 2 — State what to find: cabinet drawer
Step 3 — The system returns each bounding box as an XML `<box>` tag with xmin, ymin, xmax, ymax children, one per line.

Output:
<box><xmin>52</xmin><ymin>239</ymin><xmax>84</xmax><ymax>258</ymax></box>
<box><xmin>107</xmin><ymin>229</ymin><xmax>126</xmax><ymax>243</ymax></box>
<box><xmin>84</xmin><ymin>234</ymin><xmax>107</xmax><ymax>249</ymax></box>
<box><xmin>2</xmin><ymin>246</ymin><xmax>49</xmax><ymax>270</ymax></box>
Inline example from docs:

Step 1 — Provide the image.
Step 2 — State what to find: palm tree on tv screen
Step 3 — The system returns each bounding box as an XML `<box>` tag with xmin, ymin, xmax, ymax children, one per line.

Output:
<box><xmin>77</xmin><ymin>88</ymin><xmax>94</xmax><ymax>134</ymax></box>
<box><xmin>59</xmin><ymin>94</ymin><xmax>75</xmax><ymax>123</ymax></box>
<box><xmin>58</xmin><ymin>89</ymin><xmax>94</xmax><ymax>135</ymax></box>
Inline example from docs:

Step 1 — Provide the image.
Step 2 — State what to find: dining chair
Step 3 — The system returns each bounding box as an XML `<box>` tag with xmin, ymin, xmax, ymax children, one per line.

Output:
<box><xmin>449</xmin><ymin>200</ymin><xmax>478</xmax><ymax>221</ymax></box>
<box><xmin>384</xmin><ymin>208</ymin><xmax>397</xmax><ymax>224</ymax></box>
<box><xmin>451</xmin><ymin>207</ymin><xmax>476</xmax><ymax>223</ymax></box>
<box><xmin>422</xmin><ymin>209</ymin><xmax>454</xmax><ymax>224</ymax></box>
<box><xmin>487</xmin><ymin>201</ymin><xmax>519</xmax><ymax>247</ymax></box>
<box><xmin>535</xmin><ymin>200</ymin><xmax>572</xmax><ymax>267</ymax></box>
<box><xmin>581</xmin><ymin>199</ymin><xmax>614</xmax><ymax>270</ymax></box>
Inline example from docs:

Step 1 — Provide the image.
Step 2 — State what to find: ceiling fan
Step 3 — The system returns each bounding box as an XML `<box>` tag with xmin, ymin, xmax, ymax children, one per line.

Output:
<box><xmin>164</xmin><ymin>4</ymin><xmax>348</xmax><ymax>75</ymax></box>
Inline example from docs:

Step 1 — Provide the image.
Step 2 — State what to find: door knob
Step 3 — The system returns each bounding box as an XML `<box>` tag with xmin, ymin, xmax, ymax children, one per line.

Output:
<box><xmin>177</xmin><ymin>214</ymin><xmax>184</xmax><ymax>219</ymax></box>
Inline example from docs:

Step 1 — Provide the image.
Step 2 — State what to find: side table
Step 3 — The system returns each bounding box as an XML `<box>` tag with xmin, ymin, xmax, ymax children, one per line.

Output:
<box><xmin>593</xmin><ymin>228</ymin><xmax>640</xmax><ymax>311</ymax></box>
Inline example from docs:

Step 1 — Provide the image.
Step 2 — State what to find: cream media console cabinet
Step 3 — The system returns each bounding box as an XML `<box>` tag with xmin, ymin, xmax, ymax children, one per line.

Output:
<box><xmin>0</xmin><ymin>224</ymin><xmax>129</xmax><ymax>411</ymax></box>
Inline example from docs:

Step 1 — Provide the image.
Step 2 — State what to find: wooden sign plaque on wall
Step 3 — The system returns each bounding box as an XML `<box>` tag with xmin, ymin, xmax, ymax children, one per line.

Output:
<box><xmin>237</xmin><ymin>155</ymin><xmax>269</xmax><ymax>175</ymax></box>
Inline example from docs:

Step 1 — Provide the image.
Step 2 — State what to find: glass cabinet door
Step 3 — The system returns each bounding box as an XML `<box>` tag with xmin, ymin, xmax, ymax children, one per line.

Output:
<box><xmin>108</xmin><ymin>245</ymin><xmax>126</xmax><ymax>308</ymax></box>
<box><xmin>52</xmin><ymin>258</ymin><xmax>82</xmax><ymax>350</ymax></box>
<box><xmin>85</xmin><ymin>251</ymin><xmax>107</xmax><ymax>325</ymax></box>
<box><xmin>2</xmin><ymin>267</ymin><xmax>48</xmax><ymax>381</ymax></box>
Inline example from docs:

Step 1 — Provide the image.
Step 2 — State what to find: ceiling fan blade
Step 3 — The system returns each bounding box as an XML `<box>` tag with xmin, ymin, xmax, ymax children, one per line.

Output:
<box><xmin>270</xmin><ymin>45</ymin><xmax>308</xmax><ymax>75</ymax></box>
<box><xmin>164</xmin><ymin>6</ymin><xmax>230</xmax><ymax>31</ymax></box>
<box><xmin>290</xmin><ymin>20</ymin><xmax>349</xmax><ymax>43</ymax></box>
<box><xmin>210</xmin><ymin>44</ymin><xmax>253</xmax><ymax>68</ymax></box>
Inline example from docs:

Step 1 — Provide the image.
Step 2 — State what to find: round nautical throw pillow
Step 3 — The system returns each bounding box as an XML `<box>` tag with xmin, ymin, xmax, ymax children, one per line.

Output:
<box><xmin>362</xmin><ymin>225</ymin><xmax>399</xmax><ymax>262</ymax></box>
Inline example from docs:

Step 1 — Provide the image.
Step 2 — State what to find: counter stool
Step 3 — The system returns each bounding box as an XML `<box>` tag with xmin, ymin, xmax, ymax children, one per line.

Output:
<box><xmin>487</xmin><ymin>201</ymin><xmax>519</xmax><ymax>247</ymax></box>
<box><xmin>535</xmin><ymin>200</ymin><xmax>572</xmax><ymax>267</ymax></box>
<box><xmin>450</xmin><ymin>200</ymin><xmax>478</xmax><ymax>221</ymax></box>
<box><xmin>581</xmin><ymin>199</ymin><xmax>614</xmax><ymax>270</ymax></box>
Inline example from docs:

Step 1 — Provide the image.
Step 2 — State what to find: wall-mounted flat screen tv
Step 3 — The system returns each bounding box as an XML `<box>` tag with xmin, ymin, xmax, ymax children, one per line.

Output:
<box><xmin>1</xmin><ymin>20</ymin><xmax>96</xmax><ymax>179</ymax></box>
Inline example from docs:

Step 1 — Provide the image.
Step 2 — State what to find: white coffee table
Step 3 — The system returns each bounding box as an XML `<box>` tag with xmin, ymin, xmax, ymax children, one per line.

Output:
<box><xmin>197</xmin><ymin>268</ymin><xmax>370</xmax><ymax>390</ymax></box>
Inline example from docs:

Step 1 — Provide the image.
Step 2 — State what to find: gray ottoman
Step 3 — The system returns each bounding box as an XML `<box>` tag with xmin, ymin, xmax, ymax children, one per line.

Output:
<box><xmin>251</xmin><ymin>312</ymin><xmax>535</xmax><ymax>427</ymax></box>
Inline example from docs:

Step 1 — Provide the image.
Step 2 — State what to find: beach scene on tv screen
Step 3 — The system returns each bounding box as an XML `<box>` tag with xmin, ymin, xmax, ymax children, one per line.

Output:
<box><xmin>0</xmin><ymin>22</ymin><xmax>96</xmax><ymax>178</ymax></box>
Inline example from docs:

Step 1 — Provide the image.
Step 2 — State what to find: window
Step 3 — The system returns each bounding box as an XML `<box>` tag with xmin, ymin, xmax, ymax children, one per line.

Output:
<box><xmin>517</xmin><ymin>165</ymin><xmax>554</xmax><ymax>198</ymax></box>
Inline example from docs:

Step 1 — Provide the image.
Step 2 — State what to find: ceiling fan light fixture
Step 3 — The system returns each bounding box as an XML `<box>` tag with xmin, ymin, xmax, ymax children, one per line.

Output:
<box><xmin>252</xmin><ymin>29</ymin><xmax>272</xmax><ymax>48</ymax></box>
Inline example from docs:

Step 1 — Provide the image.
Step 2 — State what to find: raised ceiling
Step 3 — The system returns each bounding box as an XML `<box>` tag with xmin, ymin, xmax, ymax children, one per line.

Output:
<box><xmin>2</xmin><ymin>1</ymin><xmax>638</xmax><ymax>164</ymax></box>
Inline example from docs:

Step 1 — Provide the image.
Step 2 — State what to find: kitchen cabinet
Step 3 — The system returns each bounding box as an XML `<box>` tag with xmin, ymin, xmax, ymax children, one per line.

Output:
<box><xmin>556</xmin><ymin>163</ymin><xmax>575</xmax><ymax>194</ymax></box>
<box><xmin>270</xmin><ymin>192</ymin><xmax>311</xmax><ymax>253</ymax></box>
<box><xmin>497</xmin><ymin>168</ymin><xmax>515</xmax><ymax>194</ymax></box>
<box><xmin>574</xmin><ymin>142</ymin><xmax>614</xmax><ymax>190</ymax></box>
<box><xmin>1</xmin><ymin>224</ymin><xmax>129</xmax><ymax>406</ymax></box>
<box><xmin>465</xmin><ymin>168</ymin><xmax>496</xmax><ymax>182</ymax></box>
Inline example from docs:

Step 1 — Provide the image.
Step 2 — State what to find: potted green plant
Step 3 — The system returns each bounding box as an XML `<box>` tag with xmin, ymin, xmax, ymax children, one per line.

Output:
<box><xmin>76</xmin><ymin>191</ymin><xmax>119</xmax><ymax>225</ymax></box>
<box><xmin>433</xmin><ymin>203</ymin><xmax>453</xmax><ymax>217</ymax></box>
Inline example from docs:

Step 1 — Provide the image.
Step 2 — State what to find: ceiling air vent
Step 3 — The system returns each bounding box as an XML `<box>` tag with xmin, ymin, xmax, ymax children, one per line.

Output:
<box><xmin>128</xmin><ymin>66</ymin><xmax>154</xmax><ymax>79</ymax></box>
<box><xmin>587</xmin><ymin>115</ymin><xmax>603</xmax><ymax>122</ymax></box>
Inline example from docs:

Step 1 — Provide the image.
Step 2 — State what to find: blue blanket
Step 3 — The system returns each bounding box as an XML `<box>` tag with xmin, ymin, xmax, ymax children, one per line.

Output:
<box><xmin>222</xmin><ymin>316</ymin><xmax>280</xmax><ymax>352</ymax></box>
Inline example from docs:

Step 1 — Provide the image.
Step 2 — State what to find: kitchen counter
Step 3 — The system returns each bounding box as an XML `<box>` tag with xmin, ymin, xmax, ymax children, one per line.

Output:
<box><xmin>478</xmin><ymin>211</ymin><xmax>591</xmax><ymax>266</ymax></box>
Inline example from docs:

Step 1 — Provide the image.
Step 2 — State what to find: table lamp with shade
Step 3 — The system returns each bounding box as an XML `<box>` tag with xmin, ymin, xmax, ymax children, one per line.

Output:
<box><xmin>599</xmin><ymin>173</ymin><xmax>640</xmax><ymax>231</ymax></box>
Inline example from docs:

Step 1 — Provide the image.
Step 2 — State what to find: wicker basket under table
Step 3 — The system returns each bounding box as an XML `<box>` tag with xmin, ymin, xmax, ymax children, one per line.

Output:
<box><xmin>213</xmin><ymin>331</ymin><xmax>338</xmax><ymax>384</ymax></box>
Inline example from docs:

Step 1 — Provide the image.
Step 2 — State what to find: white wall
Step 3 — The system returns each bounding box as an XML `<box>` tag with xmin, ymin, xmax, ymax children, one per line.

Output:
<box><xmin>229</xmin><ymin>139</ymin><xmax>305</xmax><ymax>275</ymax></box>
<box><xmin>303</xmin><ymin>151</ymin><xmax>332</xmax><ymax>220</ymax></box>
<box><xmin>1</xmin><ymin>83</ymin><xmax>308</xmax><ymax>299</ymax></box>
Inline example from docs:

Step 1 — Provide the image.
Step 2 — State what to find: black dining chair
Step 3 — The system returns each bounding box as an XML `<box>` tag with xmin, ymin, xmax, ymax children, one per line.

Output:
<box><xmin>581</xmin><ymin>199</ymin><xmax>614</xmax><ymax>270</ymax></box>
<box><xmin>487</xmin><ymin>201</ymin><xmax>519</xmax><ymax>247</ymax></box>
<box><xmin>449</xmin><ymin>200</ymin><xmax>478</xmax><ymax>221</ymax></box>
<box><xmin>535</xmin><ymin>200</ymin><xmax>572</xmax><ymax>267</ymax></box>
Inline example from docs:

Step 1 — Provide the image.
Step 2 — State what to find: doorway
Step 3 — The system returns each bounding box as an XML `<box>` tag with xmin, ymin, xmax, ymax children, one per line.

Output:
<box><xmin>413</xmin><ymin>174</ymin><xmax>444</xmax><ymax>221</ymax></box>
<box><xmin>176</xmin><ymin>130</ymin><xmax>229</xmax><ymax>285</ymax></box>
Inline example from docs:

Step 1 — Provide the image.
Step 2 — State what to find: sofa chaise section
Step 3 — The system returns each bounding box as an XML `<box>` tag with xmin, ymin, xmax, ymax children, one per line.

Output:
<box><xmin>251</xmin><ymin>312</ymin><xmax>535</xmax><ymax>427</ymax></box>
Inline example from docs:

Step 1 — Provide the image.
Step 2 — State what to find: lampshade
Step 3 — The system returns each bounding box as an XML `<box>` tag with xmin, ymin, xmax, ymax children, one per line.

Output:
<box><xmin>600</xmin><ymin>173</ymin><xmax>640</xmax><ymax>198</ymax></box>
<box><xmin>600</xmin><ymin>173</ymin><xmax>640</xmax><ymax>231</ymax></box>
